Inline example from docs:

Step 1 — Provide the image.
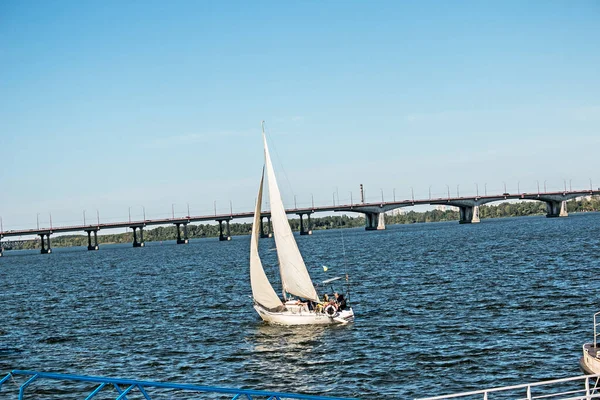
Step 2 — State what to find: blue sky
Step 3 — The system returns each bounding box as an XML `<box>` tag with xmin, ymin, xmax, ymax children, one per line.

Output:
<box><xmin>1</xmin><ymin>1</ymin><xmax>599</xmax><ymax>230</ymax></box>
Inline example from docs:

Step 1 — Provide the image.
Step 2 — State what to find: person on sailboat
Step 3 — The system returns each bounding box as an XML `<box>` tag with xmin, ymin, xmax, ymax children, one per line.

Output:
<box><xmin>334</xmin><ymin>292</ymin><xmax>347</xmax><ymax>311</ymax></box>
<box><xmin>294</xmin><ymin>299</ymin><xmax>309</xmax><ymax>312</ymax></box>
<box><xmin>321</xmin><ymin>293</ymin><xmax>338</xmax><ymax>316</ymax></box>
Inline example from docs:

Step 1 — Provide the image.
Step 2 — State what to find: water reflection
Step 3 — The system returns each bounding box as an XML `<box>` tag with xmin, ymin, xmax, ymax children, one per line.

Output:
<box><xmin>248</xmin><ymin>323</ymin><xmax>328</xmax><ymax>353</ymax></box>
<box><xmin>243</xmin><ymin>323</ymin><xmax>345</xmax><ymax>394</ymax></box>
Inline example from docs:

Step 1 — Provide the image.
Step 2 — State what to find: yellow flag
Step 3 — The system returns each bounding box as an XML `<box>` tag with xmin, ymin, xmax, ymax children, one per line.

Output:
<box><xmin>322</xmin><ymin>265</ymin><xmax>328</xmax><ymax>272</ymax></box>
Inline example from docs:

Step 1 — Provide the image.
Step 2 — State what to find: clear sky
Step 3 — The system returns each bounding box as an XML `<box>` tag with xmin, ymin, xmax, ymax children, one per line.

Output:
<box><xmin>1</xmin><ymin>1</ymin><xmax>599</xmax><ymax>230</ymax></box>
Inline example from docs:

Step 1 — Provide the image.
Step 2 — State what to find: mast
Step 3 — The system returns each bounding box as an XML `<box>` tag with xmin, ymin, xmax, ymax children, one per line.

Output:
<box><xmin>262</xmin><ymin>121</ymin><xmax>287</xmax><ymax>302</ymax></box>
<box><xmin>262</xmin><ymin>121</ymin><xmax>319</xmax><ymax>302</ymax></box>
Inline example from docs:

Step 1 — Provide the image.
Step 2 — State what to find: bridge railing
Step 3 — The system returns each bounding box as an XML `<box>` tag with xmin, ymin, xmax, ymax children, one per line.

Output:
<box><xmin>0</xmin><ymin>370</ymin><xmax>359</xmax><ymax>400</ymax></box>
<box><xmin>415</xmin><ymin>373</ymin><xmax>600</xmax><ymax>400</ymax></box>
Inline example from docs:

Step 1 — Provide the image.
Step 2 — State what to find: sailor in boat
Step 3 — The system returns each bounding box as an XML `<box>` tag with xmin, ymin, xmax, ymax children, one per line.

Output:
<box><xmin>334</xmin><ymin>292</ymin><xmax>347</xmax><ymax>311</ymax></box>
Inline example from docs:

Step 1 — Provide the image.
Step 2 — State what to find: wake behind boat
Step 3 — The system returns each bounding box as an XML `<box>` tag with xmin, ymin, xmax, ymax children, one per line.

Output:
<box><xmin>249</xmin><ymin>122</ymin><xmax>355</xmax><ymax>325</ymax></box>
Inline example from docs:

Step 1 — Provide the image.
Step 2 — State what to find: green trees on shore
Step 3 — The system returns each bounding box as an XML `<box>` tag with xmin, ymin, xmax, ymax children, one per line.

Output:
<box><xmin>5</xmin><ymin>197</ymin><xmax>599</xmax><ymax>250</ymax></box>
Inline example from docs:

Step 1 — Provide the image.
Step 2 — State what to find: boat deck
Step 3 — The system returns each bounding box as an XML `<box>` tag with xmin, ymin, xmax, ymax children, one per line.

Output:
<box><xmin>584</xmin><ymin>343</ymin><xmax>600</xmax><ymax>357</ymax></box>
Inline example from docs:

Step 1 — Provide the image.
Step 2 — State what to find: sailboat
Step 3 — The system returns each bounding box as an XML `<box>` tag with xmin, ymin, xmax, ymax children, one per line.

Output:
<box><xmin>249</xmin><ymin>122</ymin><xmax>355</xmax><ymax>325</ymax></box>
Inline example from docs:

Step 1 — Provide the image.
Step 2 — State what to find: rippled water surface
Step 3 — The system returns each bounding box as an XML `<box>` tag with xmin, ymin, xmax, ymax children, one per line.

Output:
<box><xmin>1</xmin><ymin>213</ymin><xmax>600</xmax><ymax>399</ymax></box>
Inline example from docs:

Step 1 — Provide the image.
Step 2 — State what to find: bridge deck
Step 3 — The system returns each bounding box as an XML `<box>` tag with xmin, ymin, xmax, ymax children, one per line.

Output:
<box><xmin>1</xmin><ymin>190</ymin><xmax>597</xmax><ymax>238</ymax></box>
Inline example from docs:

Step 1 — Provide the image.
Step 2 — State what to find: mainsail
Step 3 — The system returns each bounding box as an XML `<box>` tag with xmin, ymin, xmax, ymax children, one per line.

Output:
<box><xmin>262</xmin><ymin>131</ymin><xmax>320</xmax><ymax>302</ymax></box>
<box><xmin>249</xmin><ymin>168</ymin><xmax>283</xmax><ymax>310</ymax></box>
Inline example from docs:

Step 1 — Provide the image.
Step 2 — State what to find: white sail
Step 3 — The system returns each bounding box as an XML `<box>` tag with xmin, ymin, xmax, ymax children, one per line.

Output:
<box><xmin>262</xmin><ymin>131</ymin><xmax>320</xmax><ymax>302</ymax></box>
<box><xmin>250</xmin><ymin>168</ymin><xmax>283</xmax><ymax>310</ymax></box>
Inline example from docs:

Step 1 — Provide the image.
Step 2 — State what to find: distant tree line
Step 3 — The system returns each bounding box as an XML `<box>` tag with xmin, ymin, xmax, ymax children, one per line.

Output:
<box><xmin>5</xmin><ymin>196</ymin><xmax>599</xmax><ymax>250</ymax></box>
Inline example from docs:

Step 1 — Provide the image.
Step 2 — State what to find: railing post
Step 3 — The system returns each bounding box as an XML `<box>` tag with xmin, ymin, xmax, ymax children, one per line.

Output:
<box><xmin>526</xmin><ymin>385</ymin><xmax>531</xmax><ymax>400</ymax></box>
<box><xmin>113</xmin><ymin>383</ymin><xmax>129</xmax><ymax>400</ymax></box>
<box><xmin>84</xmin><ymin>382</ymin><xmax>106</xmax><ymax>400</ymax></box>
<box><xmin>19</xmin><ymin>374</ymin><xmax>39</xmax><ymax>400</ymax></box>
<box><xmin>138</xmin><ymin>385</ymin><xmax>152</xmax><ymax>400</ymax></box>
<box><xmin>0</xmin><ymin>372</ymin><xmax>12</xmax><ymax>389</ymax></box>
<box><xmin>116</xmin><ymin>384</ymin><xmax>136</xmax><ymax>400</ymax></box>
<box><xmin>595</xmin><ymin>312</ymin><xmax>599</xmax><ymax>348</ymax></box>
<box><xmin>585</xmin><ymin>376</ymin><xmax>591</xmax><ymax>400</ymax></box>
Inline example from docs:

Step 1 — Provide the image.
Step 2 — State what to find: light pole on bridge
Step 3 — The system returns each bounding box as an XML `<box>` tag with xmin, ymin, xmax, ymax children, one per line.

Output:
<box><xmin>311</xmin><ymin>193</ymin><xmax>314</xmax><ymax>209</ymax></box>
<box><xmin>83</xmin><ymin>210</ymin><xmax>86</xmax><ymax>226</ymax></box>
<box><xmin>537</xmin><ymin>180</ymin><xmax>540</xmax><ymax>194</ymax></box>
<box><xmin>475</xmin><ymin>183</ymin><xmax>479</xmax><ymax>197</ymax></box>
<box><xmin>128</xmin><ymin>207</ymin><xmax>131</xmax><ymax>223</ymax></box>
<box><xmin>49</xmin><ymin>213</ymin><xmax>52</xmax><ymax>230</ymax></box>
<box><xmin>484</xmin><ymin>183</ymin><xmax>487</xmax><ymax>196</ymax></box>
<box><xmin>380</xmin><ymin>189</ymin><xmax>384</xmax><ymax>203</ymax></box>
<box><xmin>590</xmin><ymin>178</ymin><xmax>593</xmax><ymax>191</ymax></box>
<box><xmin>411</xmin><ymin>187</ymin><xmax>414</xmax><ymax>203</ymax></box>
<box><xmin>446</xmin><ymin>185</ymin><xmax>450</xmax><ymax>199</ymax></box>
<box><xmin>544</xmin><ymin>180</ymin><xmax>547</xmax><ymax>193</ymax></box>
<box><xmin>429</xmin><ymin>185</ymin><xmax>432</xmax><ymax>200</ymax></box>
<box><xmin>37</xmin><ymin>213</ymin><xmax>40</xmax><ymax>230</ymax></box>
<box><xmin>350</xmin><ymin>192</ymin><xmax>353</xmax><ymax>205</ymax></box>
<box><xmin>393</xmin><ymin>188</ymin><xmax>396</xmax><ymax>202</ymax></box>
<box><xmin>97</xmin><ymin>210</ymin><xmax>100</xmax><ymax>227</ymax></box>
<box><xmin>517</xmin><ymin>181</ymin><xmax>520</xmax><ymax>194</ymax></box>
<box><xmin>503</xmin><ymin>181</ymin><xmax>507</xmax><ymax>194</ymax></box>
<box><xmin>457</xmin><ymin>185</ymin><xmax>460</xmax><ymax>197</ymax></box>
<box><xmin>187</xmin><ymin>203</ymin><xmax>190</xmax><ymax>218</ymax></box>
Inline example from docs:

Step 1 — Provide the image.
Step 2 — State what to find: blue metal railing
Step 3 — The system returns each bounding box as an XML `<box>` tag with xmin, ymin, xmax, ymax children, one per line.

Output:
<box><xmin>0</xmin><ymin>370</ymin><xmax>359</xmax><ymax>400</ymax></box>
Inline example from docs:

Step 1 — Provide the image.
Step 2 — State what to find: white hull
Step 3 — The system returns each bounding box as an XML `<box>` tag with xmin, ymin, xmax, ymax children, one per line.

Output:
<box><xmin>580</xmin><ymin>343</ymin><xmax>600</xmax><ymax>374</ymax></box>
<box><xmin>254</xmin><ymin>303</ymin><xmax>354</xmax><ymax>326</ymax></box>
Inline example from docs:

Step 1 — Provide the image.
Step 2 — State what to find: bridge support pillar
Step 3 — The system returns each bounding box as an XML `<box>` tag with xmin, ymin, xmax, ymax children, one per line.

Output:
<box><xmin>86</xmin><ymin>230</ymin><xmax>99</xmax><ymax>250</ymax></box>
<box><xmin>459</xmin><ymin>205</ymin><xmax>480</xmax><ymax>224</ymax></box>
<box><xmin>39</xmin><ymin>234</ymin><xmax>52</xmax><ymax>254</ymax></box>
<box><xmin>545</xmin><ymin>200</ymin><xmax>569</xmax><ymax>218</ymax></box>
<box><xmin>365</xmin><ymin>212</ymin><xmax>385</xmax><ymax>230</ymax></box>
<box><xmin>175</xmin><ymin>223</ymin><xmax>189</xmax><ymax>244</ymax></box>
<box><xmin>218</xmin><ymin>219</ymin><xmax>232</xmax><ymax>241</ymax></box>
<box><xmin>132</xmin><ymin>227</ymin><xmax>145</xmax><ymax>247</ymax></box>
<box><xmin>260</xmin><ymin>216</ymin><xmax>272</xmax><ymax>238</ymax></box>
<box><xmin>297</xmin><ymin>213</ymin><xmax>313</xmax><ymax>235</ymax></box>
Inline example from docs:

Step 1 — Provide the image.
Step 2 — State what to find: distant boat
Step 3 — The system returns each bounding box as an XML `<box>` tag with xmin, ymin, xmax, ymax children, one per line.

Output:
<box><xmin>249</xmin><ymin>122</ymin><xmax>354</xmax><ymax>325</ymax></box>
<box><xmin>580</xmin><ymin>311</ymin><xmax>600</xmax><ymax>374</ymax></box>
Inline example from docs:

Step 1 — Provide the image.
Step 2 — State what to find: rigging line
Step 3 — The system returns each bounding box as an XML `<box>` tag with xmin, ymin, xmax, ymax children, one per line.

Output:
<box><xmin>340</xmin><ymin>228</ymin><xmax>351</xmax><ymax>304</ymax></box>
<box><xmin>263</xmin><ymin>124</ymin><xmax>296</xmax><ymax>206</ymax></box>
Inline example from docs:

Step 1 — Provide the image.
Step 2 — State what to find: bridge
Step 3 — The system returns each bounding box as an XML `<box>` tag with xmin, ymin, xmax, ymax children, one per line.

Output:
<box><xmin>0</xmin><ymin>188</ymin><xmax>598</xmax><ymax>255</ymax></box>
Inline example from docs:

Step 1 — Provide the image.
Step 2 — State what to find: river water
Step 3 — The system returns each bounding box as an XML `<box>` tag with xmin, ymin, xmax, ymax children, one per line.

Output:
<box><xmin>1</xmin><ymin>213</ymin><xmax>600</xmax><ymax>399</ymax></box>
